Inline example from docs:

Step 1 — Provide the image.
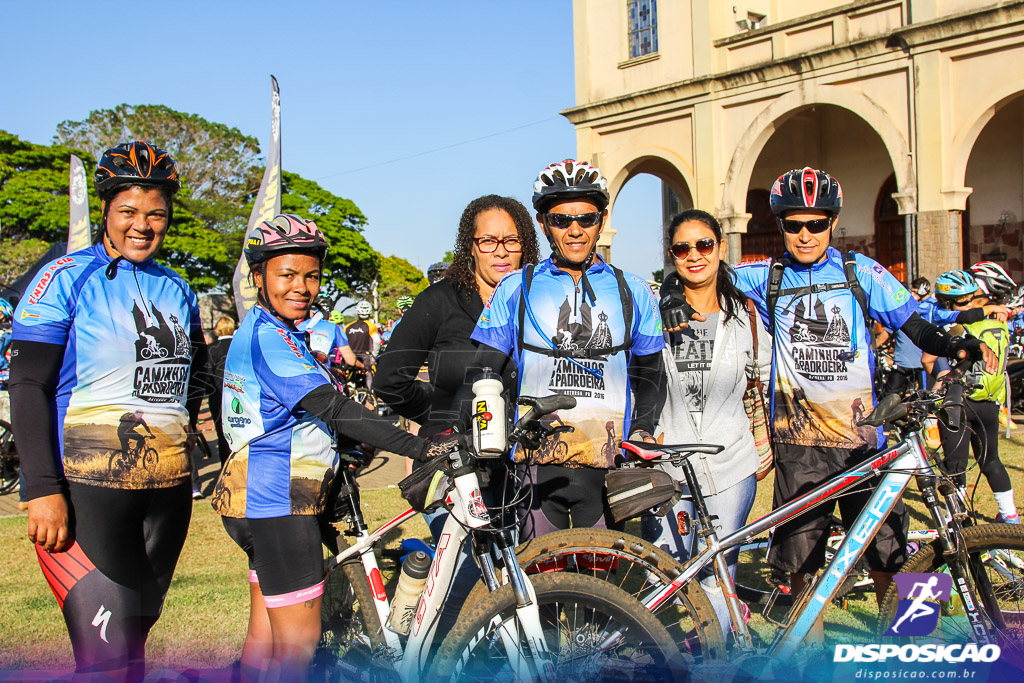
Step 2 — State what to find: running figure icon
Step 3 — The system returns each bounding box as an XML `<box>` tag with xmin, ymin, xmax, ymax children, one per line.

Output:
<box><xmin>889</xmin><ymin>576</ymin><xmax>940</xmax><ymax>634</ymax></box>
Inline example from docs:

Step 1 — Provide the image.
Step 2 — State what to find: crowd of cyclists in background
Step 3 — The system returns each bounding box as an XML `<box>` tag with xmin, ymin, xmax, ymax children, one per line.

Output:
<box><xmin>1</xmin><ymin>140</ymin><xmax>1024</xmax><ymax>682</ymax></box>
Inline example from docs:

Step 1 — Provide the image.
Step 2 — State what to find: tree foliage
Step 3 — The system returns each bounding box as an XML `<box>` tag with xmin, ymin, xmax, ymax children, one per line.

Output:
<box><xmin>0</xmin><ymin>131</ymin><xmax>101</xmax><ymax>243</ymax></box>
<box><xmin>377</xmin><ymin>255</ymin><xmax>427</xmax><ymax>317</ymax></box>
<box><xmin>0</xmin><ymin>238</ymin><xmax>49</xmax><ymax>289</ymax></box>
<box><xmin>55</xmin><ymin>104</ymin><xmax>262</xmax><ymax>202</ymax></box>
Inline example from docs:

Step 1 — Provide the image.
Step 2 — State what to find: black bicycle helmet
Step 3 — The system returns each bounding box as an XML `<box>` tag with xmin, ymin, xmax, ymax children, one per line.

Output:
<box><xmin>427</xmin><ymin>261</ymin><xmax>449</xmax><ymax>284</ymax></box>
<box><xmin>769</xmin><ymin>167</ymin><xmax>843</xmax><ymax>217</ymax></box>
<box><xmin>94</xmin><ymin>140</ymin><xmax>181</xmax><ymax>199</ymax></box>
<box><xmin>532</xmin><ymin>159</ymin><xmax>610</xmax><ymax>212</ymax></box>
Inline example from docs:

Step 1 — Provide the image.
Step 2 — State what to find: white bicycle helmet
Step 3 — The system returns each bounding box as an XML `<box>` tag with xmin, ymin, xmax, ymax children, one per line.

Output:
<box><xmin>970</xmin><ymin>261</ymin><xmax>1016</xmax><ymax>303</ymax></box>
<box><xmin>532</xmin><ymin>159</ymin><xmax>609</xmax><ymax>212</ymax></box>
<box><xmin>355</xmin><ymin>301</ymin><xmax>373</xmax><ymax>318</ymax></box>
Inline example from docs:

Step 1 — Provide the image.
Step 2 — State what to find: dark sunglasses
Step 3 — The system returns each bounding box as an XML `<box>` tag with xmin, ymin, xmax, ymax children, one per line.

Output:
<box><xmin>473</xmin><ymin>236</ymin><xmax>522</xmax><ymax>253</ymax></box>
<box><xmin>779</xmin><ymin>217</ymin><xmax>833</xmax><ymax>234</ymax></box>
<box><xmin>670</xmin><ymin>238</ymin><xmax>718</xmax><ymax>259</ymax></box>
<box><xmin>544</xmin><ymin>212</ymin><xmax>603</xmax><ymax>229</ymax></box>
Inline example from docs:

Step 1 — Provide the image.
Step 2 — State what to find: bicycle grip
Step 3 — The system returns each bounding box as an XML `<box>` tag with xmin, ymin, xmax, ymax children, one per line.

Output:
<box><xmin>940</xmin><ymin>381</ymin><xmax>964</xmax><ymax>432</ymax></box>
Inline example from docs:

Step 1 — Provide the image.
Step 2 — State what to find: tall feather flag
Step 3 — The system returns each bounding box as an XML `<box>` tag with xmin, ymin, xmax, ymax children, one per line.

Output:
<box><xmin>67</xmin><ymin>154</ymin><xmax>91</xmax><ymax>253</ymax></box>
<box><xmin>233</xmin><ymin>75</ymin><xmax>282</xmax><ymax>319</ymax></box>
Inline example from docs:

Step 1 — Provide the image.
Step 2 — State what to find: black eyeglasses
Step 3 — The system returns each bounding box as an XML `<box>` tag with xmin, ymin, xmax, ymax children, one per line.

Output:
<box><xmin>473</xmin><ymin>236</ymin><xmax>523</xmax><ymax>253</ymax></box>
<box><xmin>543</xmin><ymin>212</ymin><xmax>603</xmax><ymax>229</ymax></box>
<box><xmin>779</xmin><ymin>217</ymin><xmax>833</xmax><ymax>234</ymax></box>
<box><xmin>669</xmin><ymin>238</ymin><xmax>717</xmax><ymax>259</ymax></box>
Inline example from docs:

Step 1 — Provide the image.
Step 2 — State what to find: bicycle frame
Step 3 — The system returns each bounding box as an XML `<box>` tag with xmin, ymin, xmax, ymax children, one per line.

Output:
<box><xmin>324</xmin><ymin>451</ymin><xmax>553</xmax><ymax>682</ymax></box>
<box><xmin>635</xmin><ymin>428</ymin><xmax>966</xmax><ymax>661</ymax></box>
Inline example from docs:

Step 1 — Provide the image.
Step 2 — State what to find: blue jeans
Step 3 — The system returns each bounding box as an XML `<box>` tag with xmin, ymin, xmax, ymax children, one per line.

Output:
<box><xmin>641</xmin><ymin>473</ymin><xmax>757</xmax><ymax>640</ymax></box>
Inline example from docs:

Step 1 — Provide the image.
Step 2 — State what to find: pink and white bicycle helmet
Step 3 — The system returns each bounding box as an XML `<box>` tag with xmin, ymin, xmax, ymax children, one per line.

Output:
<box><xmin>244</xmin><ymin>213</ymin><xmax>328</xmax><ymax>266</ymax></box>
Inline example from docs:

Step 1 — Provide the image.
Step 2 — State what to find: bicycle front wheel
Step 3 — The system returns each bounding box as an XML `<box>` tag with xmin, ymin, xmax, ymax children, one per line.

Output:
<box><xmin>462</xmin><ymin>528</ymin><xmax>724</xmax><ymax>668</ymax></box>
<box><xmin>317</xmin><ymin>537</ymin><xmax>387</xmax><ymax>677</ymax></box>
<box><xmin>878</xmin><ymin>524</ymin><xmax>1024</xmax><ymax>668</ymax></box>
<box><xmin>431</xmin><ymin>571</ymin><xmax>684</xmax><ymax>682</ymax></box>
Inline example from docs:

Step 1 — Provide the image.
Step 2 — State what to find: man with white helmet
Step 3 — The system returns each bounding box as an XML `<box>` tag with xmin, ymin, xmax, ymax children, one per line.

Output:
<box><xmin>465</xmin><ymin>159</ymin><xmax>665</xmax><ymax>538</ymax></box>
<box><xmin>345</xmin><ymin>301</ymin><xmax>380</xmax><ymax>391</ymax></box>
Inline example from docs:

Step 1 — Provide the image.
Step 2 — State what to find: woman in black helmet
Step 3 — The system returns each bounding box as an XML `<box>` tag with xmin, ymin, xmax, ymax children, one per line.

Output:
<box><xmin>9</xmin><ymin>141</ymin><xmax>209</xmax><ymax>681</ymax></box>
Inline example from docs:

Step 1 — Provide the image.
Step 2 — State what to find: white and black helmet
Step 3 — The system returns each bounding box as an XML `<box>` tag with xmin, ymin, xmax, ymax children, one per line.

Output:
<box><xmin>355</xmin><ymin>301</ymin><xmax>373</xmax><ymax>318</ymax></box>
<box><xmin>532</xmin><ymin>159</ymin><xmax>609</xmax><ymax>212</ymax></box>
<box><xmin>970</xmin><ymin>261</ymin><xmax>1016</xmax><ymax>303</ymax></box>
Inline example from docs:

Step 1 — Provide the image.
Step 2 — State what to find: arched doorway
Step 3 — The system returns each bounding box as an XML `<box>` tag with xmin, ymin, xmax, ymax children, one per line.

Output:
<box><xmin>963</xmin><ymin>94</ymin><xmax>1024</xmax><ymax>284</ymax></box>
<box><xmin>874</xmin><ymin>174</ymin><xmax>906</xmax><ymax>283</ymax></box>
<box><xmin>740</xmin><ymin>105</ymin><xmax>900</xmax><ymax>266</ymax></box>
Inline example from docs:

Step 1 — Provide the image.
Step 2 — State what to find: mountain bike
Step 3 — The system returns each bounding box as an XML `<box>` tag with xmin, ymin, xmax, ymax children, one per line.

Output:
<box><xmin>0</xmin><ymin>418</ymin><xmax>18</xmax><ymax>495</ymax></box>
<box><xmin>316</xmin><ymin>395</ymin><xmax>684</xmax><ymax>682</ymax></box>
<box><xmin>483</xmin><ymin>357</ymin><xmax>1024</xmax><ymax>676</ymax></box>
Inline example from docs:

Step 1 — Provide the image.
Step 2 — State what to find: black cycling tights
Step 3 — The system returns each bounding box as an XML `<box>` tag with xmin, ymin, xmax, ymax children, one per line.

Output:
<box><xmin>35</xmin><ymin>481</ymin><xmax>191</xmax><ymax>678</ymax></box>
<box><xmin>938</xmin><ymin>398</ymin><xmax>1011</xmax><ymax>493</ymax></box>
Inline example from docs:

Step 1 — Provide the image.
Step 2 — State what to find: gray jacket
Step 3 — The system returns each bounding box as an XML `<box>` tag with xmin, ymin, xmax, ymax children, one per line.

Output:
<box><xmin>654</xmin><ymin>304</ymin><xmax>772</xmax><ymax>495</ymax></box>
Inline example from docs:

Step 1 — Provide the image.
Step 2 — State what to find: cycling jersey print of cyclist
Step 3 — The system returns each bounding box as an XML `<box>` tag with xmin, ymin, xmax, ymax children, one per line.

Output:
<box><xmin>213</xmin><ymin>305</ymin><xmax>336</xmax><ymax>519</ymax></box>
<box><xmin>13</xmin><ymin>242</ymin><xmax>201</xmax><ymax>489</ymax></box>
<box><xmin>734</xmin><ymin>247</ymin><xmax>916</xmax><ymax>450</ymax></box>
<box><xmin>473</xmin><ymin>258</ymin><xmax>663</xmax><ymax>468</ymax></box>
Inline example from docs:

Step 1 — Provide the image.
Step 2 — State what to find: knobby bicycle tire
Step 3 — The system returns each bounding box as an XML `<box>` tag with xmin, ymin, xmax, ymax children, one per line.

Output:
<box><xmin>0</xmin><ymin>419</ymin><xmax>18</xmax><ymax>495</ymax></box>
<box><xmin>463</xmin><ymin>527</ymin><xmax>725</xmax><ymax>666</ymax></box>
<box><xmin>317</xmin><ymin>536</ymin><xmax>389</xmax><ymax>677</ymax></box>
<box><xmin>431</xmin><ymin>571</ymin><xmax>686</xmax><ymax>682</ymax></box>
<box><xmin>142</xmin><ymin>447</ymin><xmax>158</xmax><ymax>470</ymax></box>
<box><xmin>877</xmin><ymin>524</ymin><xmax>1024</xmax><ymax>668</ymax></box>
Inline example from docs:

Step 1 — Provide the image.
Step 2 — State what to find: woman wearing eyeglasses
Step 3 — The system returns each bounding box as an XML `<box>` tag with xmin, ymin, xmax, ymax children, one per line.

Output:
<box><xmin>643</xmin><ymin>209</ymin><xmax>771</xmax><ymax>636</ymax></box>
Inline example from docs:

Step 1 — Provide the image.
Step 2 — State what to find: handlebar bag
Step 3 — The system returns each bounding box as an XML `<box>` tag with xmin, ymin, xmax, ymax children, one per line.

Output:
<box><xmin>605</xmin><ymin>468</ymin><xmax>680</xmax><ymax>524</ymax></box>
<box><xmin>399</xmin><ymin>453</ymin><xmax>454</xmax><ymax>513</ymax></box>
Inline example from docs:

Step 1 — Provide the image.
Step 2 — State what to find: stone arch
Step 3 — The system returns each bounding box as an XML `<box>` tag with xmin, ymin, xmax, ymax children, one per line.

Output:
<box><xmin>607</xmin><ymin>149</ymin><xmax>695</xmax><ymax>214</ymax></box>
<box><xmin>721</xmin><ymin>84</ymin><xmax>915</xmax><ymax>221</ymax></box>
<box><xmin>950</xmin><ymin>79</ymin><xmax>1024</xmax><ymax>194</ymax></box>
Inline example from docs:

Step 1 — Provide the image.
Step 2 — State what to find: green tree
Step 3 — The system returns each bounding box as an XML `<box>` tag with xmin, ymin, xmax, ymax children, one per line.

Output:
<box><xmin>376</xmin><ymin>255</ymin><xmax>428</xmax><ymax>317</ymax></box>
<box><xmin>0</xmin><ymin>131</ymin><xmax>101</xmax><ymax>243</ymax></box>
<box><xmin>0</xmin><ymin>238</ymin><xmax>50</xmax><ymax>289</ymax></box>
<box><xmin>55</xmin><ymin>104</ymin><xmax>261</xmax><ymax>202</ymax></box>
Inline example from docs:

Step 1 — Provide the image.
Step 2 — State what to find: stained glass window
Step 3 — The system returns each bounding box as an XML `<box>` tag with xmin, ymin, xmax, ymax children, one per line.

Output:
<box><xmin>628</xmin><ymin>0</ymin><xmax>658</xmax><ymax>59</ymax></box>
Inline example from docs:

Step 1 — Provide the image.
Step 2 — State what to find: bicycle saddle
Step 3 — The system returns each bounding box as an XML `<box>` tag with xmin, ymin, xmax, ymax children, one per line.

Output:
<box><xmin>622</xmin><ymin>440</ymin><xmax>725</xmax><ymax>461</ymax></box>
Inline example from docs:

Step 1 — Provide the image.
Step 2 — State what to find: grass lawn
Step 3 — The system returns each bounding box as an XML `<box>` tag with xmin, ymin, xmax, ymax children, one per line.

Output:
<box><xmin>1</xmin><ymin>434</ymin><xmax>1022</xmax><ymax>671</ymax></box>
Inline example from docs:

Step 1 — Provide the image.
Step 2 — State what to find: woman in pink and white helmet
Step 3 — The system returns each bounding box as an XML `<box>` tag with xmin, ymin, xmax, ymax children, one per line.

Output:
<box><xmin>213</xmin><ymin>214</ymin><xmax>461</xmax><ymax>682</ymax></box>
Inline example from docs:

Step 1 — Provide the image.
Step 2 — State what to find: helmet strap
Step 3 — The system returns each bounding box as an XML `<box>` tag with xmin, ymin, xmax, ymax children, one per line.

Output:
<box><xmin>253</xmin><ymin>264</ymin><xmax>293</xmax><ymax>329</ymax></box>
<box><xmin>543</xmin><ymin>215</ymin><xmax>599</xmax><ymax>304</ymax></box>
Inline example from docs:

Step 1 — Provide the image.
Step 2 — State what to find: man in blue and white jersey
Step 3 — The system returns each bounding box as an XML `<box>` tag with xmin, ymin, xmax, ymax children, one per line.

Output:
<box><xmin>732</xmin><ymin>167</ymin><xmax>996</xmax><ymax>623</ymax></box>
<box><xmin>881</xmin><ymin>277</ymin><xmax>1006</xmax><ymax>397</ymax></box>
<box><xmin>466</xmin><ymin>159</ymin><xmax>664</xmax><ymax>539</ymax></box>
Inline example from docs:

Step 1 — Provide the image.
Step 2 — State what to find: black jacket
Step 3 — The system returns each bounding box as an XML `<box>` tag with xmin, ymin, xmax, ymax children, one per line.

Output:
<box><xmin>375</xmin><ymin>279</ymin><xmax>511</xmax><ymax>438</ymax></box>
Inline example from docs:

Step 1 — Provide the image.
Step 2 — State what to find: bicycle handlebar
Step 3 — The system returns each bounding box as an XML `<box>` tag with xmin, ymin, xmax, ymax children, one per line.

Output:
<box><xmin>508</xmin><ymin>394</ymin><xmax>577</xmax><ymax>447</ymax></box>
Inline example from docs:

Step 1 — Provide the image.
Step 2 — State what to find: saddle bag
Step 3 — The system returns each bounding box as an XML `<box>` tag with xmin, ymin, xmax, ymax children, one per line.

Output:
<box><xmin>398</xmin><ymin>453</ymin><xmax>454</xmax><ymax>513</ymax></box>
<box><xmin>605</xmin><ymin>468</ymin><xmax>680</xmax><ymax>524</ymax></box>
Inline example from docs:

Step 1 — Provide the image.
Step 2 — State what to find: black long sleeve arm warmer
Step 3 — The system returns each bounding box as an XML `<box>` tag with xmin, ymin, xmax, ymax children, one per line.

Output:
<box><xmin>900</xmin><ymin>312</ymin><xmax>955</xmax><ymax>357</ymax></box>
<box><xmin>627</xmin><ymin>351</ymin><xmax>664</xmax><ymax>436</ymax></box>
<box><xmin>8</xmin><ymin>340</ymin><xmax>67</xmax><ymax>501</ymax></box>
<box><xmin>298</xmin><ymin>384</ymin><xmax>428</xmax><ymax>461</ymax></box>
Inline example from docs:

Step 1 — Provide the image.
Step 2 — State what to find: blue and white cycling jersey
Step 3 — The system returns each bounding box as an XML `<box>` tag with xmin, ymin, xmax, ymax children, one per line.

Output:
<box><xmin>12</xmin><ymin>243</ymin><xmax>200</xmax><ymax>489</ymax></box>
<box><xmin>302</xmin><ymin>317</ymin><xmax>348</xmax><ymax>361</ymax></box>
<box><xmin>472</xmin><ymin>257</ymin><xmax>664</xmax><ymax>468</ymax></box>
<box><xmin>734</xmin><ymin>247</ymin><xmax>916</xmax><ymax>449</ymax></box>
<box><xmin>213</xmin><ymin>305</ymin><xmax>336</xmax><ymax>519</ymax></box>
<box><xmin>891</xmin><ymin>297</ymin><xmax>961</xmax><ymax>370</ymax></box>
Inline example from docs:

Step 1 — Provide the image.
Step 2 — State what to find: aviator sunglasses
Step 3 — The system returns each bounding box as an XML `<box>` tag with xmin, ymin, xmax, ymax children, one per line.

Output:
<box><xmin>670</xmin><ymin>238</ymin><xmax>718</xmax><ymax>259</ymax></box>
<box><xmin>779</xmin><ymin>217</ymin><xmax>833</xmax><ymax>234</ymax></box>
<box><xmin>543</xmin><ymin>212</ymin><xmax>603</xmax><ymax>229</ymax></box>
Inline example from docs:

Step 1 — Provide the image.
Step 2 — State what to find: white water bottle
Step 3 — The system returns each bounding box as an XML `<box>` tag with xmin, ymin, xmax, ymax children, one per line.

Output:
<box><xmin>387</xmin><ymin>550</ymin><xmax>431</xmax><ymax>635</ymax></box>
<box><xmin>472</xmin><ymin>368</ymin><xmax>506</xmax><ymax>457</ymax></box>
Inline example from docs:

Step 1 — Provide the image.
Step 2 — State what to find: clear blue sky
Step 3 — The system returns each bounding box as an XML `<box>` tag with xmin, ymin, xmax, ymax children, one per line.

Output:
<box><xmin>4</xmin><ymin>0</ymin><xmax>663</xmax><ymax>281</ymax></box>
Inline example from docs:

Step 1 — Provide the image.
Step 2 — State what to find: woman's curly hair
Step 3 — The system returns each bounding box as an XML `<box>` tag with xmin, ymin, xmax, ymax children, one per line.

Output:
<box><xmin>445</xmin><ymin>195</ymin><xmax>540</xmax><ymax>300</ymax></box>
